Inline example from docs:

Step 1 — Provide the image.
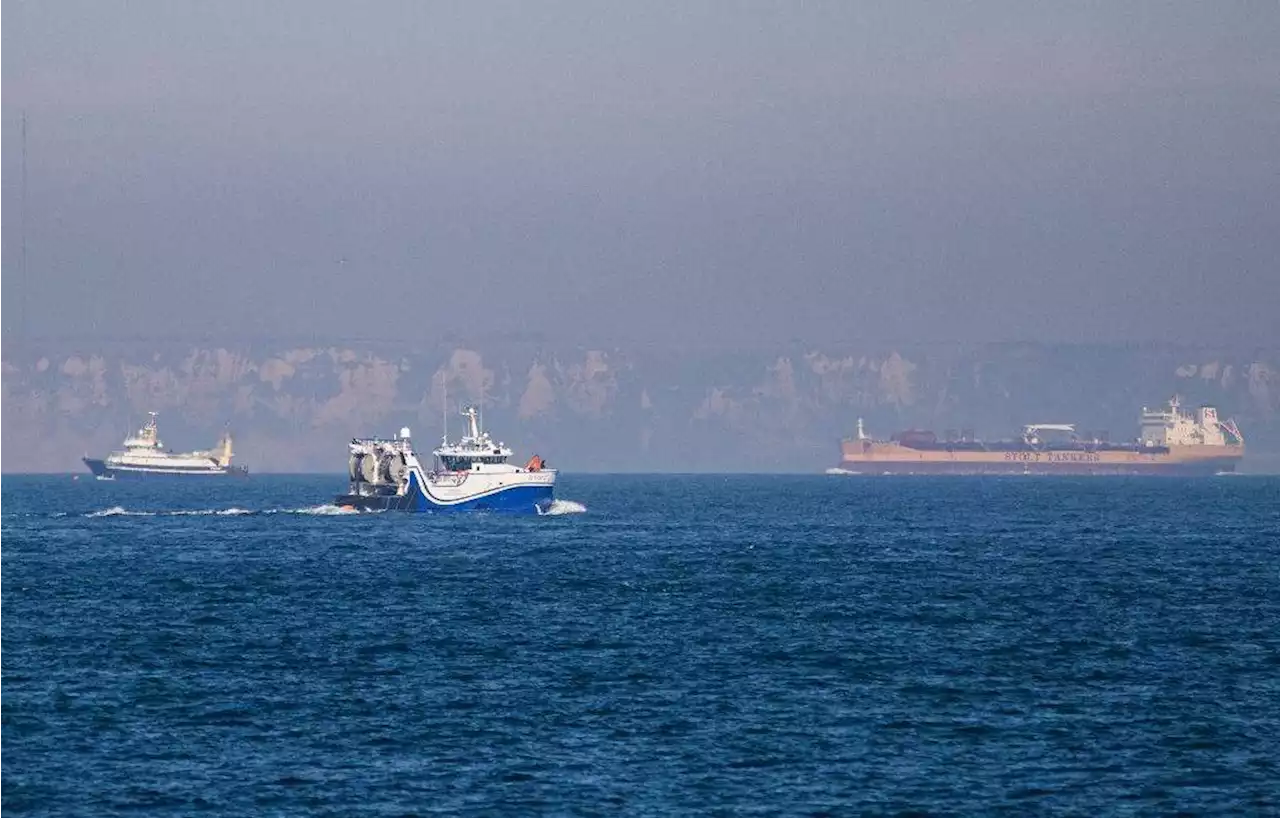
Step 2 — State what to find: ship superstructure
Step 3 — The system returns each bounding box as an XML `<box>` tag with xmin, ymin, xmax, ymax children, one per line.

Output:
<box><xmin>83</xmin><ymin>412</ymin><xmax>248</xmax><ymax>478</ymax></box>
<box><xmin>336</xmin><ymin>406</ymin><xmax>555</xmax><ymax>512</ymax></box>
<box><xmin>1139</xmin><ymin>400</ymin><xmax>1243</xmax><ymax>449</ymax></box>
<box><xmin>837</xmin><ymin>397</ymin><xmax>1244</xmax><ymax>475</ymax></box>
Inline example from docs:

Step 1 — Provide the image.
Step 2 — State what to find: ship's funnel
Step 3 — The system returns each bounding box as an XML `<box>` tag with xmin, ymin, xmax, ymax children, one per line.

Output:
<box><xmin>214</xmin><ymin>431</ymin><xmax>234</xmax><ymax>467</ymax></box>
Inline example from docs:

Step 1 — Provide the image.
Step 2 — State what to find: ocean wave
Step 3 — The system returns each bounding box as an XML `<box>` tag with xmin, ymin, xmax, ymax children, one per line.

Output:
<box><xmin>538</xmin><ymin>499</ymin><xmax>587</xmax><ymax>516</ymax></box>
<box><xmin>85</xmin><ymin>506</ymin><xmax>156</xmax><ymax>517</ymax></box>
<box><xmin>86</xmin><ymin>507</ymin><xmax>259</xmax><ymax>518</ymax></box>
<box><xmin>266</xmin><ymin>504</ymin><xmax>362</xmax><ymax>516</ymax></box>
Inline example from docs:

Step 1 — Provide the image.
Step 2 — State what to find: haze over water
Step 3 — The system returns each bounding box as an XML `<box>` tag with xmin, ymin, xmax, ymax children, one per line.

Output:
<box><xmin>5</xmin><ymin>4</ymin><xmax>1280</xmax><ymax>813</ymax></box>
<box><xmin>3</xmin><ymin>2</ymin><xmax>1278</xmax><ymax>347</ymax></box>
<box><xmin>4</xmin><ymin>3</ymin><xmax>1279</xmax><ymax>472</ymax></box>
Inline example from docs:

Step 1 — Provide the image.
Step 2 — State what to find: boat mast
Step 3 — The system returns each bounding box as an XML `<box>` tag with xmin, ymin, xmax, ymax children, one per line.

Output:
<box><xmin>440</xmin><ymin>370</ymin><xmax>448</xmax><ymax>445</ymax></box>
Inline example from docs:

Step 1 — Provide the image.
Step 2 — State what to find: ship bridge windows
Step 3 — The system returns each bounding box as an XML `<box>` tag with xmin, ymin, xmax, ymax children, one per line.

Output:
<box><xmin>440</xmin><ymin>455</ymin><xmax>508</xmax><ymax>471</ymax></box>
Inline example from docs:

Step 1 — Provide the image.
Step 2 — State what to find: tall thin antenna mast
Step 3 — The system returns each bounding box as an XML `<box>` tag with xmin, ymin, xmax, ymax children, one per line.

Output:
<box><xmin>20</xmin><ymin>111</ymin><xmax>29</xmax><ymax>338</ymax></box>
<box><xmin>440</xmin><ymin>370</ymin><xmax>448</xmax><ymax>444</ymax></box>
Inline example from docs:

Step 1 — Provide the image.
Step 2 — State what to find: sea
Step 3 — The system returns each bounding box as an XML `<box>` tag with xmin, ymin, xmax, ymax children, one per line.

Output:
<box><xmin>3</xmin><ymin>473</ymin><xmax>1279</xmax><ymax>816</ymax></box>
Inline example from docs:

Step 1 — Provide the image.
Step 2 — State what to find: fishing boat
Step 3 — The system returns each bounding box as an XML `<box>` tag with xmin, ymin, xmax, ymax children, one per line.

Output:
<box><xmin>335</xmin><ymin>407</ymin><xmax>555</xmax><ymax>512</ymax></box>
<box><xmin>83</xmin><ymin>412</ymin><xmax>248</xmax><ymax>479</ymax></box>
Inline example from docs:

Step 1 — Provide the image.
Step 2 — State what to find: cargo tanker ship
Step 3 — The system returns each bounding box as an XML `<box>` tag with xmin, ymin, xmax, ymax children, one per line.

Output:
<box><xmin>837</xmin><ymin>397</ymin><xmax>1244</xmax><ymax>475</ymax></box>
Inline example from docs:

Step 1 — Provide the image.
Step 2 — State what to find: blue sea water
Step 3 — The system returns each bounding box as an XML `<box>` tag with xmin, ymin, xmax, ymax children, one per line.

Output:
<box><xmin>3</xmin><ymin>473</ymin><xmax>1279</xmax><ymax>816</ymax></box>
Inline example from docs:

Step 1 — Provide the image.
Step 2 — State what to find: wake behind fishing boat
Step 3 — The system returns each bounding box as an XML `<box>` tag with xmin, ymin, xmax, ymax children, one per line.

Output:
<box><xmin>83</xmin><ymin>412</ymin><xmax>248</xmax><ymax>479</ymax></box>
<box><xmin>335</xmin><ymin>407</ymin><xmax>555</xmax><ymax>513</ymax></box>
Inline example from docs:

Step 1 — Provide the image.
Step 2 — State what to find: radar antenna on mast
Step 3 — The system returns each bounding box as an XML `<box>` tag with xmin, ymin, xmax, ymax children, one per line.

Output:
<box><xmin>440</xmin><ymin>370</ymin><xmax>448</xmax><ymax>445</ymax></box>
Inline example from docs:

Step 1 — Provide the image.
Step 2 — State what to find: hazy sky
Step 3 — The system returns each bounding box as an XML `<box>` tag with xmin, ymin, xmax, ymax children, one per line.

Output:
<box><xmin>4</xmin><ymin>2</ymin><xmax>1278</xmax><ymax>347</ymax></box>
